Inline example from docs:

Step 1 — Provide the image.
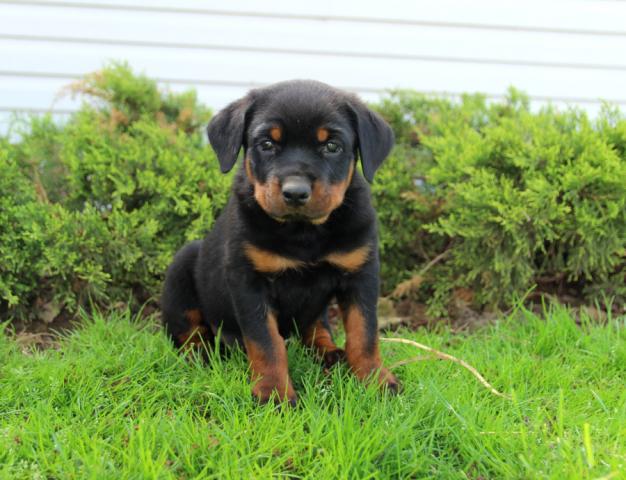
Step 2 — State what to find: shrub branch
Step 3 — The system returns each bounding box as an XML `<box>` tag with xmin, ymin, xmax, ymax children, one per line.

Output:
<box><xmin>390</xmin><ymin>247</ymin><xmax>451</xmax><ymax>299</ymax></box>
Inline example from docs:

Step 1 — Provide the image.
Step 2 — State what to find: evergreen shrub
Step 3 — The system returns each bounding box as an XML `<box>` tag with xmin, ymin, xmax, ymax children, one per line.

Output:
<box><xmin>1</xmin><ymin>65</ymin><xmax>624</xmax><ymax>323</ymax></box>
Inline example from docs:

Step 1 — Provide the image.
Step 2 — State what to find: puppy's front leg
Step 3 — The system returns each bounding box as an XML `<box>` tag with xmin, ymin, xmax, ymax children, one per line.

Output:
<box><xmin>337</xmin><ymin>270</ymin><xmax>400</xmax><ymax>393</ymax></box>
<box><xmin>243</xmin><ymin>310</ymin><xmax>297</xmax><ymax>406</ymax></box>
<box><xmin>228</xmin><ymin>279</ymin><xmax>296</xmax><ymax>405</ymax></box>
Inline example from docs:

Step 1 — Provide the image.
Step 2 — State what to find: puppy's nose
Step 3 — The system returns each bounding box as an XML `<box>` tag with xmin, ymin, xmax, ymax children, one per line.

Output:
<box><xmin>282</xmin><ymin>177</ymin><xmax>311</xmax><ymax>206</ymax></box>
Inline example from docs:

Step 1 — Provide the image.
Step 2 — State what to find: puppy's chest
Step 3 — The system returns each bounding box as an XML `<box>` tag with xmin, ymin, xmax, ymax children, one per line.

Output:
<box><xmin>267</xmin><ymin>266</ymin><xmax>340</xmax><ymax>304</ymax></box>
<box><xmin>266</xmin><ymin>265</ymin><xmax>343</xmax><ymax>330</ymax></box>
<box><xmin>242</xmin><ymin>242</ymin><xmax>372</xmax><ymax>332</ymax></box>
<box><xmin>243</xmin><ymin>242</ymin><xmax>371</xmax><ymax>275</ymax></box>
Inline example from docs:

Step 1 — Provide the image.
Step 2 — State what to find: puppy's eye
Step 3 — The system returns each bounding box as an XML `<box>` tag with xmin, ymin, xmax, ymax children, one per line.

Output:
<box><xmin>324</xmin><ymin>142</ymin><xmax>342</xmax><ymax>154</ymax></box>
<box><xmin>260</xmin><ymin>140</ymin><xmax>274</xmax><ymax>151</ymax></box>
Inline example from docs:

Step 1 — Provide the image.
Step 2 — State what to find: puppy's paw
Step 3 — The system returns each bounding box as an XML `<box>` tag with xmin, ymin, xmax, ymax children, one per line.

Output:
<box><xmin>352</xmin><ymin>363</ymin><xmax>402</xmax><ymax>394</ymax></box>
<box><xmin>251</xmin><ymin>377</ymin><xmax>298</xmax><ymax>407</ymax></box>
<box><xmin>322</xmin><ymin>348</ymin><xmax>346</xmax><ymax>369</ymax></box>
<box><xmin>377</xmin><ymin>367</ymin><xmax>401</xmax><ymax>395</ymax></box>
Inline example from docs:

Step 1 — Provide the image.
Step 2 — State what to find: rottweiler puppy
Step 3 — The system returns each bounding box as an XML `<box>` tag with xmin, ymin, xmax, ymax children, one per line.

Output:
<box><xmin>161</xmin><ymin>79</ymin><xmax>399</xmax><ymax>405</ymax></box>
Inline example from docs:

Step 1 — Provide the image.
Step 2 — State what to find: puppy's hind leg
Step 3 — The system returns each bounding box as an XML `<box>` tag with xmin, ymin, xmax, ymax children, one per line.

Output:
<box><xmin>302</xmin><ymin>309</ymin><xmax>346</xmax><ymax>368</ymax></box>
<box><xmin>161</xmin><ymin>240</ymin><xmax>214</xmax><ymax>353</ymax></box>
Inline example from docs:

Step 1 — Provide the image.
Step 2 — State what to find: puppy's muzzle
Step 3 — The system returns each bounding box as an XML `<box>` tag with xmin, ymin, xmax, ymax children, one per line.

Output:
<box><xmin>281</xmin><ymin>176</ymin><xmax>311</xmax><ymax>207</ymax></box>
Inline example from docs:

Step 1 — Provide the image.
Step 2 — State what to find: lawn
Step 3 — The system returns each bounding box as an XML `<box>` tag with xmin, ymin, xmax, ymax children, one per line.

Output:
<box><xmin>1</xmin><ymin>306</ymin><xmax>624</xmax><ymax>479</ymax></box>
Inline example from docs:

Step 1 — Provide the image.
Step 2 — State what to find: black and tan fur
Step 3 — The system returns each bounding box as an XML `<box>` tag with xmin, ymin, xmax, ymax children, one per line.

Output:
<box><xmin>161</xmin><ymin>80</ymin><xmax>399</xmax><ymax>405</ymax></box>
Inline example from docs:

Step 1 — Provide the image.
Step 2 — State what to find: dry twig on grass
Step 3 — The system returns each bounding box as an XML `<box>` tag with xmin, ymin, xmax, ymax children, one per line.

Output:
<box><xmin>380</xmin><ymin>337</ymin><xmax>511</xmax><ymax>399</ymax></box>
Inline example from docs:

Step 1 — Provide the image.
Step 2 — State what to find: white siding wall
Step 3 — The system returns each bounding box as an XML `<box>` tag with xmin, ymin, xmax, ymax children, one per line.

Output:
<box><xmin>1</xmin><ymin>0</ymin><xmax>625</xmax><ymax>129</ymax></box>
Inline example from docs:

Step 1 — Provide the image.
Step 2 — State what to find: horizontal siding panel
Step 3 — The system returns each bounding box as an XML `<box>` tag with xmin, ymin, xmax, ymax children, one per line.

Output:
<box><xmin>1</xmin><ymin>68</ymin><xmax>608</xmax><ymax>116</ymax></box>
<box><xmin>2</xmin><ymin>40</ymin><xmax>625</xmax><ymax>103</ymax></box>
<box><xmin>1</xmin><ymin>0</ymin><xmax>624</xmax><ymax>133</ymax></box>
<box><xmin>15</xmin><ymin>0</ymin><xmax>626</xmax><ymax>34</ymax></box>
<box><xmin>1</xmin><ymin>4</ymin><xmax>625</xmax><ymax>68</ymax></box>
<box><xmin>0</xmin><ymin>73</ymin><xmax>383</xmax><ymax>109</ymax></box>
<box><xmin>0</xmin><ymin>76</ymin><xmax>77</xmax><ymax>111</ymax></box>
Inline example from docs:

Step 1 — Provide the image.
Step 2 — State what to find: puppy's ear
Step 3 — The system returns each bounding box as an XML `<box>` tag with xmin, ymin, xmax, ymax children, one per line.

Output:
<box><xmin>207</xmin><ymin>97</ymin><xmax>252</xmax><ymax>173</ymax></box>
<box><xmin>349</xmin><ymin>102</ymin><xmax>394</xmax><ymax>183</ymax></box>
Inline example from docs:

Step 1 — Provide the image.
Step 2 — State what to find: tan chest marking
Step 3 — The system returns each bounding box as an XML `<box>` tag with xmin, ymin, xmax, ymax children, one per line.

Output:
<box><xmin>244</xmin><ymin>243</ymin><xmax>305</xmax><ymax>273</ymax></box>
<box><xmin>323</xmin><ymin>245</ymin><xmax>371</xmax><ymax>272</ymax></box>
<box><xmin>244</xmin><ymin>243</ymin><xmax>371</xmax><ymax>274</ymax></box>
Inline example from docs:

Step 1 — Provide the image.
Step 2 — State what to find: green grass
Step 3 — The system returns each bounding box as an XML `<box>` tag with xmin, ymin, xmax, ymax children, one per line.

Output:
<box><xmin>1</xmin><ymin>306</ymin><xmax>625</xmax><ymax>479</ymax></box>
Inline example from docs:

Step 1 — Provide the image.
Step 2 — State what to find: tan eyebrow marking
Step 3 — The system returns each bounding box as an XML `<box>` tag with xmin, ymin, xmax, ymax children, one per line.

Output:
<box><xmin>269</xmin><ymin>126</ymin><xmax>282</xmax><ymax>142</ymax></box>
<box><xmin>316</xmin><ymin>127</ymin><xmax>329</xmax><ymax>142</ymax></box>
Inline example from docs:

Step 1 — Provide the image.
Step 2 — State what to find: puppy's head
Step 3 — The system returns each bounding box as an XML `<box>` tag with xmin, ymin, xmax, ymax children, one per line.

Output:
<box><xmin>207</xmin><ymin>80</ymin><xmax>394</xmax><ymax>224</ymax></box>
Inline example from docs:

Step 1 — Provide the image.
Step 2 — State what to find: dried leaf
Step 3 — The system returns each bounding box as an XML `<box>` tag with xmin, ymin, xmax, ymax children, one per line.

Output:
<box><xmin>390</xmin><ymin>275</ymin><xmax>423</xmax><ymax>299</ymax></box>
